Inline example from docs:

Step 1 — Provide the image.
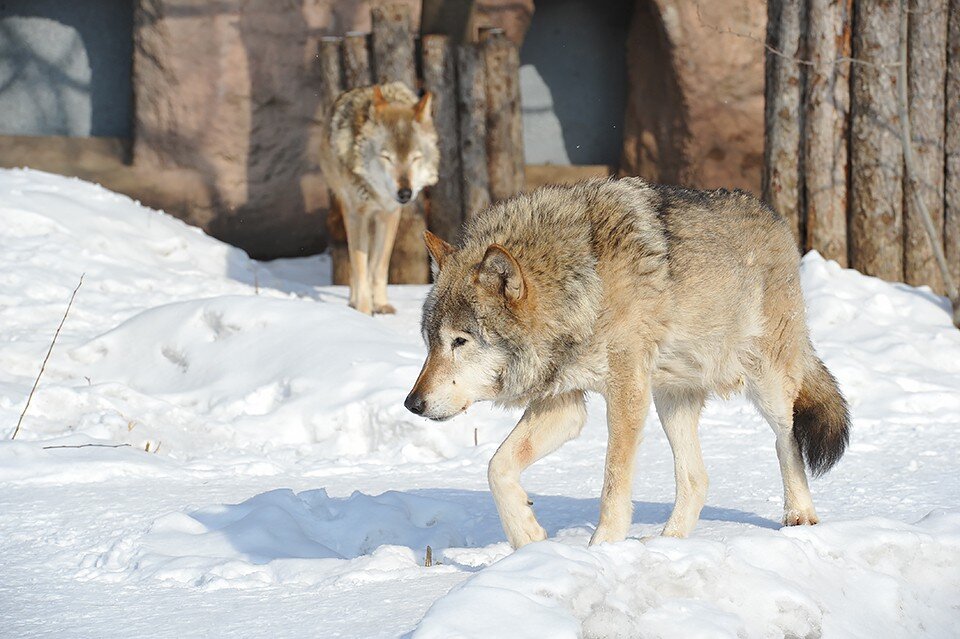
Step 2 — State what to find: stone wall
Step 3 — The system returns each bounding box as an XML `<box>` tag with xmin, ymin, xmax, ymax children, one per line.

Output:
<box><xmin>132</xmin><ymin>0</ymin><xmax>420</xmax><ymax>259</ymax></box>
<box><xmin>621</xmin><ymin>0</ymin><xmax>766</xmax><ymax>192</ymax></box>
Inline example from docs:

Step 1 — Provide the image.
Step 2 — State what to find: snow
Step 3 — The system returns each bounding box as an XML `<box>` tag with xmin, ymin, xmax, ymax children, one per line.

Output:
<box><xmin>1</xmin><ymin>168</ymin><xmax>958</xmax><ymax>638</ymax></box>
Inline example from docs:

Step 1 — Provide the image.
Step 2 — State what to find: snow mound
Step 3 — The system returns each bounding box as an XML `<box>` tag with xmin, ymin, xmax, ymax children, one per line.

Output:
<box><xmin>414</xmin><ymin>511</ymin><xmax>960</xmax><ymax>639</ymax></box>
<box><xmin>67</xmin><ymin>295</ymin><xmax>438</xmax><ymax>457</ymax></box>
<box><xmin>83</xmin><ymin>489</ymin><xmax>479</xmax><ymax>589</ymax></box>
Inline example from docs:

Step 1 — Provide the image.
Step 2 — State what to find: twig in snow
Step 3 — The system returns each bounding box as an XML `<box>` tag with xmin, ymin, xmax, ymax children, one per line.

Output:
<box><xmin>896</xmin><ymin>1</ymin><xmax>960</xmax><ymax>327</ymax></box>
<box><xmin>424</xmin><ymin>545</ymin><xmax>433</xmax><ymax>567</ymax></box>
<box><xmin>41</xmin><ymin>443</ymin><xmax>131</xmax><ymax>450</ymax></box>
<box><xmin>474</xmin><ymin>428</ymin><xmax>478</xmax><ymax>446</ymax></box>
<box><xmin>10</xmin><ymin>274</ymin><xmax>84</xmax><ymax>440</ymax></box>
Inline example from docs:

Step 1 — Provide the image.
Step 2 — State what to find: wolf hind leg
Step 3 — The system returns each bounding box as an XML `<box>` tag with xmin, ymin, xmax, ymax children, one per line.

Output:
<box><xmin>654</xmin><ymin>387</ymin><xmax>708</xmax><ymax>538</ymax></box>
<box><xmin>370</xmin><ymin>207</ymin><xmax>402</xmax><ymax>314</ymax></box>
<box><xmin>489</xmin><ymin>391</ymin><xmax>586</xmax><ymax>548</ymax></box>
<box><xmin>344</xmin><ymin>207</ymin><xmax>373</xmax><ymax>314</ymax></box>
<box><xmin>748</xmin><ymin>370</ymin><xmax>819</xmax><ymax>526</ymax></box>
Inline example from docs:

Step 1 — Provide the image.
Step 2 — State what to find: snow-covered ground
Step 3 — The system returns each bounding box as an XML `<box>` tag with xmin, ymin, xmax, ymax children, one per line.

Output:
<box><xmin>1</xmin><ymin>169</ymin><xmax>958</xmax><ymax>638</ymax></box>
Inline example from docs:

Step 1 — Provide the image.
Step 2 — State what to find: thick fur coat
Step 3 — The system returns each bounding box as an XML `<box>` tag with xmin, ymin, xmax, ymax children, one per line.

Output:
<box><xmin>406</xmin><ymin>177</ymin><xmax>850</xmax><ymax>548</ymax></box>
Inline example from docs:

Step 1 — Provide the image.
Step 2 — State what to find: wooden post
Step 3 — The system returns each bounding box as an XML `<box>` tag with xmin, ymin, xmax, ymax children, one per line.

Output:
<box><xmin>481</xmin><ymin>28</ymin><xmax>524</xmax><ymax>202</ymax></box>
<box><xmin>456</xmin><ymin>42</ymin><xmax>490</xmax><ymax>219</ymax></box>
<box><xmin>762</xmin><ymin>0</ymin><xmax>805</xmax><ymax>247</ymax></box>
<box><xmin>372</xmin><ymin>4</ymin><xmax>417</xmax><ymax>87</ymax></box>
<box><xmin>318</xmin><ymin>36</ymin><xmax>350</xmax><ymax>286</ymax></box>
<box><xmin>422</xmin><ymin>34</ymin><xmax>464</xmax><ymax>242</ymax></box>
<box><xmin>850</xmin><ymin>0</ymin><xmax>903</xmax><ymax>282</ymax></box>
<box><xmin>342</xmin><ymin>32</ymin><xmax>373</xmax><ymax>90</ymax></box>
<box><xmin>371</xmin><ymin>4</ymin><xmax>429</xmax><ymax>284</ymax></box>
<box><xmin>326</xmin><ymin>32</ymin><xmax>373</xmax><ymax>286</ymax></box>
<box><xmin>804</xmin><ymin>0</ymin><xmax>851</xmax><ymax>266</ymax></box>
<box><xmin>947</xmin><ymin>0</ymin><xmax>960</xmax><ymax>286</ymax></box>
<box><xmin>903</xmin><ymin>0</ymin><xmax>948</xmax><ymax>292</ymax></box>
<box><xmin>318</xmin><ymin>36</ymin><xmax>343</xmax><ymax>112</ymax></box>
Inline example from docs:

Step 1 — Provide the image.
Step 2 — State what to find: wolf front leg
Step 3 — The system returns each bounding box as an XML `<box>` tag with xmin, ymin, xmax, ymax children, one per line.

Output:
<box><xmin>591</xmin><ymin>350</ymin><xmax>652</xmax><ymax>545</ymax></box>
<box><xmin>369</xmin><ymin>206</ymin><xmax>402</xmax><ymax>314</ymax></box>
<box><xmin>489</xmin><ymin>391</ymin><xmax>587</xmax><ymax>548</ymax></box>
<box><xmin>344</xmin><ymin>208</ymin><xmax>373</xmax><ymax>314</ymax></box>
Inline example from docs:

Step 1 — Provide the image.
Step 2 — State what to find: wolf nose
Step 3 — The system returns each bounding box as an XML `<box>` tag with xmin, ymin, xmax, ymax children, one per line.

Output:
<box><xmin>404</xmin><ymin>392</ymin><xmax>426</xmax><ymax>415</ymax></box>
<box><xmin>397</xmin><ymin>188</ymin><xmax>412</xmax><ymax>203</ymax></box>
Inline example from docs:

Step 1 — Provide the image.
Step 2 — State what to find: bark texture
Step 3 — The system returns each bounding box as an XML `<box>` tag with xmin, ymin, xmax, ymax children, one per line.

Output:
<box><xmin>850</xmin><ymin>0</ymin><xmax>904</xmax><ymax>282</ymax></box>
<box><xmin>763</xmin><ymin>0</ymin><xmax>805</xmax><ymax>246</ymax></box>
<box><xmin>342</xmin><ymin>32</ymin><xmax>372</xmax><ymax>90</ymax></box>
<box><xmin>481</xmin><ymin>28</ymin><xmax>524</xmax><ymax>201</ymax></box>
<box><xmin>804</xmin><ymin>0</ymin><xmax>851</xmax><ymax>265</ymax></box>
<box><xmin>456</xmin><ymin>42</ymin><xmax>490</xmax><ymax>219</ymax></box>
<box><xmin>422</xmin><ymin>34</ymin><xmax>464</xmax><ymax>242</ymax></box>
<box><xmin>904</xmin><ymin>0</ymin><xmax>948</xmax><ymax>292</ymax></box>
<box><xmin>945</xmin><ymin>0</ymin><xmax>960</xmax><ymax>286</ymax></box>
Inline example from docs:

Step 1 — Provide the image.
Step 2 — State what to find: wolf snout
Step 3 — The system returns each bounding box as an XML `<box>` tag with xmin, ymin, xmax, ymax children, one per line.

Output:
<box><xmin>404</xmin><ymin>391</ymin><xmax>426</xmax><ymax>415</ymax></box>
<box><xmin>396</xmin><ymin>188</ymin><xmax>412</xmax><ymax>204</ymax></box>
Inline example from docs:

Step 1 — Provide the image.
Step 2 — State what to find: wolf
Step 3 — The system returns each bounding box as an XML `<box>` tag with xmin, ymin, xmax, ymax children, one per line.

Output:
<box><xmin>319</xmin><ymin>82</ymin><xmax>439</xmax><ymax>314</ymax></box>
<box><xmin>404</xmin><ymin>177</ymin><xmax>850</xmax><ymax>548</ymax></box>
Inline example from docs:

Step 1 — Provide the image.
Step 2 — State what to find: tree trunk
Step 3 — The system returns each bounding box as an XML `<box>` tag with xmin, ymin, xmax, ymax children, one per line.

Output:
<box><xmin>422</xmin><ymin>34</ymin><xmax>464</xmax><ymax>242</ymax></box>
<box><xmin>372</xmin><ymin>4</ymin><xmax>417</xmax><ymax>87</ymax></box>
<box><xmin>804</xmin><ymin>0</ymin><xmax>851</xmax><ymax>266</ymax></box>
<box><xmin>903</xmin><ymin>0</ymin><xmax>948</xmax><ymax>292</ymax></box>
<box><xmin>371</xmin><ymin>4</ymin><xmax>429</xmax><ymax>284</ymax></box>
<box><xmin>331</xmin><ymin>34</ymin><xmax>372</xmax><ymax>286</ymax></box>
<box><xmin>318</xmin><ymin>36</ymin><xmax>343</xmax><ymax>112</ymax></box>
<box><xmin>945</xmin><ymin>0</ymin><xmax>960</xmax><ymax>287</ymax></box>
<box><xmin>318</xmin><ymin>36</ymin><xmax>349</xmax><ymax>285</ymax></box>
<box><xmin>342</xmin><ymin>32</ymin><xmax>373</xmax><ymax>90</ymax></box>
<box><xmin>481</xmin><ymin>28</ymin><xmax>524</xmax><ymax>201</ymax></box>
<box><xmin>850</xmin><ymin>0</ymin><xmax>903</xmax><ymax>281</ymax></box>
<box><xmin>456</xmin><ymin>42</ymin><xmax>491</xmax><ymax>220</ymax></box>
<box><xmin>762</xmin><ymin>0</ymin><xmax>805</xmax><ymax>247</ymax></box>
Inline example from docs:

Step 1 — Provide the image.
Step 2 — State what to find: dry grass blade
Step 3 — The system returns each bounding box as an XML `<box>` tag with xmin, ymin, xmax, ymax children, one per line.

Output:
<box><xmin>10</xmin><ymin>274</ymin><xmax>85</xmax><ymax>440</ymax></box>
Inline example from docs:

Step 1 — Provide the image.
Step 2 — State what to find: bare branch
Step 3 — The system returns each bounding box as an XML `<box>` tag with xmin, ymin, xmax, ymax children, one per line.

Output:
<box><xmin>10</xmin><ymin>274</ymin><xmax>85</xmax><ymax>440</ymax></box>
<box><xmin>42</xmin><ymin>443</ymin><xmax>132</xmax><ymax>450</ymax></box>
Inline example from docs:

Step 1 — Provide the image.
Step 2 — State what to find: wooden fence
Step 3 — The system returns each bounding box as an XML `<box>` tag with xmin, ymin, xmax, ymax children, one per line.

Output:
<box><xmin>764</xmin><ymin>0</ymin><xmax>959</xmax><ymax>296</ymax></box>
<box><xmin>318</xmin><ymin>5</ymin><xmax>524</xmax><ymax>285</ymax></box>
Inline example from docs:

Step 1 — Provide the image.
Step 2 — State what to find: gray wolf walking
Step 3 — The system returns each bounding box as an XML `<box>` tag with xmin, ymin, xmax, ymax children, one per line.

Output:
<box><xmin>404</xmin><ymin>178</ymin><xmax>850</xmax><ymax>548</ymax></box>
<box><xmin>319</xmin><ymin>82</ymin><xmax>439</xmax><ymax>314</ymax></box>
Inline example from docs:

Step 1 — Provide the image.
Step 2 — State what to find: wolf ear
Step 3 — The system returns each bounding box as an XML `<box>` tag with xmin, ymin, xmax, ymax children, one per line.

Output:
<box><xmin>477</xmin><ymin>244</ymin><xmax>525</xmax><ymax>303</ymax></box>
<box><xmin>370</xmin><ymin>85</ymin><xmax>388</xmax><ymax>118</ymax></box>
<box><xmin>414</xmin><ymin>92</ymin><xmax>433</xmax><ymax>123</ymax></box>
<box><xmin>424</xmin><ymin>230</ymin><xmax>454</xmax><ymax>272</ymax></box>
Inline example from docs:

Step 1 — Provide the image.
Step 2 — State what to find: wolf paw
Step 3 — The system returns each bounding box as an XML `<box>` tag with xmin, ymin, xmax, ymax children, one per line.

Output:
<box><xmin>373</xmin><ymin>303</ymin><xmax>396</xmax><ymax>315</ymax></box>
<box><xmin>589</xmin><ymin>525</ymin><xmax>628</xmax><ymax>546</ymax></box>
<box><xmin>349</xmin><ymin>300</ymin><xmax>373</xmax><ymax>315</ymax></box>
<box><xmin>783</xmin><ymin>508</ymin><xmax>819</xmax><ymax>526</ymax></box>
<box><xmin>504</xmin><ymin>515</ymin><xmax>547</xmax><ymax>549</ymax></box>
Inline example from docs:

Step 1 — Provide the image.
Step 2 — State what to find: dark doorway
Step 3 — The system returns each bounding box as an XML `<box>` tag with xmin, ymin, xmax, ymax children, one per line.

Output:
<box><xmin>0</xmin><ymin>0</ymin><xmax>133</xmax><ymax>137</ymax></box>
<box><xmin>519</xmin><ymin>0</ymin><xmax>633</xmax><ymax>166</ymax></box>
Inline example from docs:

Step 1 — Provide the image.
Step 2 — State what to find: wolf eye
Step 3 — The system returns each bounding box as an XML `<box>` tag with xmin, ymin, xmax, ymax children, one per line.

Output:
<box><xmin>452</xmin><ymin>336</ymin><xmax>467</xmax><ymax>349</ymax></box>
<box><xmin>380</xmin><ymin>152</ymin><xmax>395</xmax><ymax>163</ymax></box>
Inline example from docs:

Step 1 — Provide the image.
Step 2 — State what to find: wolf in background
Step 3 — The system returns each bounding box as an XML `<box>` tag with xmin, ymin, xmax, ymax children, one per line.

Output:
<box><xmin>404</xmin><ymin>178</ymin><xmax>850</xmax><ymax>548</ymax></box>
<box><xmin>319</xmin><ymin>82</ymin><xmax>439</xmax><ymax>314</ymax></box>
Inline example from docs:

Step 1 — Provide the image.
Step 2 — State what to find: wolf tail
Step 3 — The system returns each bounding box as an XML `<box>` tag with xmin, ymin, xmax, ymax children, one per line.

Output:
<box><xmin>792</xmin><ymin>355</ymin><xmax>850</xmax><ymax>477</ymax></box>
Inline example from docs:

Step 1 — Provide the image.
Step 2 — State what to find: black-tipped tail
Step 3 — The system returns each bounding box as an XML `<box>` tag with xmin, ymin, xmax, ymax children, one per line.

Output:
<box><xmin>793</xmin><ymin>357</ymin><xmax>850</xmax><ymax>477</ymax></box>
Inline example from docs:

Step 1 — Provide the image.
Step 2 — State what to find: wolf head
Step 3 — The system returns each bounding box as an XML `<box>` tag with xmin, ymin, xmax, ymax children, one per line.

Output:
<box><xmin>404</xmin><ymin>232</ymin><xmax>521</xmax><ymax>421</ymax></box>
<box><xmin>353</xmin><ymin>86</ymin><xmax>439</xmax><ymax>206</ymax></box>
